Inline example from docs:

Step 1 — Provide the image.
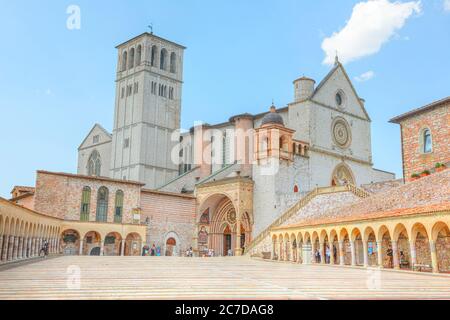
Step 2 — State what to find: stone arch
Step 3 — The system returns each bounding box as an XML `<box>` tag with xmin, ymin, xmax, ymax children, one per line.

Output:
<box><xmin>363</xmin><ymin>226</ymin><xmax>377</xmax><ymax>266</ymax></box>
<box><xmin>125</xmin><ymin>232</ymin><xmax>142</xmax><ymax>256</ymax></box>
<box><xmin>431</xmin><ymin>221</ymin><xmax>450</xmax><ymax>273</ymax></box>
<box><xmin>104</xmin><ymin>232</ymin><xmax>123</xmax><ymax>256</ymax></box>
<box><xmin>121</xmin><ymin>50</ymin><xmax>128</xmax><ymax>71</ymax></box>
<box><xmin>338</xmin><ymin>228</ymin><xmax>351</xmax><ymax>265</ymax></box>
<box><xmin>283</xmin><ymin>233</ymin><xmax>290</xmax><ymax>261</ymax></box>
<box><xmin>60</xmin><ymin>229</ymin><xmax>81</xmax><ymax>256</ymax></box>
<box><xmin>164</xmin><ymin>231</ymin><xmax>181</xmax><ymax>257</ymax></box>
<box><xmin>378</xmin><ymin>225</ymin><xmax>393</xmax><ymax>268</ymax></box>
<box><xmin>393</xmin><ymin>223</ymin><xmax>411</xmax><ymax>270</ymax></box>
<box><xmin>411</xmin><ymin>223</ymin><xmax>432</xmax><ymax>269</ymax></box>
<box><xmin>151</xmin><ymin>45</ymin><xmax>158</xmax><ymax>67</ymax></box>
<box><xmin>290</xmin><ymin>233</ymin><xmax>297</xmax><ymax>262</ymax></box>
<box><xmin>351</xmin><ymin>227</ymin><xmax>364</xmax><ymax>265</ymax></box>
<box><xmin>331</xmin><ymin>162</ymin><xmax>355</xmax><ymax>186</ymax></box>
<box><xmin>198</xmin><ymin>193</ymin><xmax>240</xmax><ymax>257</ymax></box>
<box><xmin>329</xmin><ymin>229</ymin><xmax>339</xmax><ymax>265</ymax></box>
<box><xmin>272</xmin><ymin>234</ymin><xmax>278</xmax><ymax>260</ymax></box>
<box><xmin>82</xmin><ymin>231</ymin><xmax>102</xmax><ymax>256</ymax></box>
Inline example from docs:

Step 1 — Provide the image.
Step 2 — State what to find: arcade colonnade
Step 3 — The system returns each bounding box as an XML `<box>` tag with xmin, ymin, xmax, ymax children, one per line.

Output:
<box><xmin>271</xmin><ymin>210</ymin><xmax>450</xmax><ymax>274</ymax></box>
<box><xmin>0</xmin><ymin>198</ymin><xmax>61</xmax><ymax>263</ymax></box>
<box><xmin>0</xmin><ymin>198</ymin><xmax>147</xmax><ymax>264</ymax></box>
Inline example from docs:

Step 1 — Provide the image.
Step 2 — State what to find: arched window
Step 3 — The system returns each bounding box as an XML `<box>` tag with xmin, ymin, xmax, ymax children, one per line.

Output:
<box><xmin>129</xmin><ymin>48</ymin><xmax>135</xmax><ymax>69</ymax></box>
<box><xmin>136</xmin><ymin>45</ymin><xmax>142</xmax><ymax>66</ymax></box>
<box><xmin>114</xmin><ymin>190</ymin><xmax>124</xmax><ymax>223</ymax></box>
<box><xmin>96</xmin><ymin>187</ymin><xmax>109</xmax><ymax>222</ymax></box>
<box><xmin>423</xmin><ymin>129</ymin><xmax>432</xmax><ymax>153</ymax></box>
<box><xmin>122</xmin><ymin>51</ymin><xmax>128</xmax><ymax>71</ymax></box>
<box><xmin>80</xmin><ymin>187</ymin><xmax>91</xmax><ymax>221</ymax></box>
<box><xmin>151</xmin><ymin>45</ymin><xmax>157</xmax><ymax>67</ymax></box>
<box><xmin>87</xmin><ymin>150</ymin><xmax>101</xmax><ymax>176</ymax></box>
<box><xmin>170</xmin><ymin>52</ymin><xmax>176</xmax><ymax>73</ymax></box>
<box><xmin>160</xmin><ymin>48</ymin><xmax>167</xmax><ymax>70</ymax></box>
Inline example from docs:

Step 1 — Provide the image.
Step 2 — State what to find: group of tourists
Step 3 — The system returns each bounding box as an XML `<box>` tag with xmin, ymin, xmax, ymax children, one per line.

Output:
<box><xmin>142</xmin><ymin>244</ymin><xmax>162</xmax><ymax>256</ymax></box>
<box><xmin>313</xmin><ymin>245</ymin><xmax>337</xmax><ymax>263</ymax></box>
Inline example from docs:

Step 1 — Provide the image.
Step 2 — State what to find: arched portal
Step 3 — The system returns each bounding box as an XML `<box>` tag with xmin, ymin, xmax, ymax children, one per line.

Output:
<box><xmin>166</xmin><ymin>238</ymin><xmax>177</xmax><ymax>256</ymax></box>
<box><xmin>125</xmin><ymin>233</ymin><xmax>142</xmax><ymax>256</ymax></box>
<box><xmin>83</xmin><ymin>231</ymin><xmax>102</xmax><ymax>256</ymax></box>
<box><xmin>331</xmin><ymin>163</ymin><xmax>355</xmax><ymax>186</ymax></box>
<box><xmin>104</xmin><ymin>232</ymin><xmax>122</xmax><ymax>256</ymax></box>
<box><xmin>60</xmin><ymin>229</ymin><xmax>80</xmax><ymax>255</ymax></box>
<box><xmin>197</xmin><ymin>192</ymin><xmax>252</xmax><ymax>257</ymax></box>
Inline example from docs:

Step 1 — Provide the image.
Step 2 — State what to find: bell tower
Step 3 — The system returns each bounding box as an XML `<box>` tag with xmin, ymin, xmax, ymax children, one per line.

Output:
<box><xmin>110</xmin><ymin>32</ymin><xmax>186</xmax><ymax>188</ymax></box>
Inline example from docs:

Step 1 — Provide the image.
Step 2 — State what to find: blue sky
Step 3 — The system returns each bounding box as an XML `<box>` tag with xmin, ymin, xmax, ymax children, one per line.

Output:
<box><xmin>0</xmin><ymin>0</ymin><xmax>449</xmax><ymax>198</ymax></box>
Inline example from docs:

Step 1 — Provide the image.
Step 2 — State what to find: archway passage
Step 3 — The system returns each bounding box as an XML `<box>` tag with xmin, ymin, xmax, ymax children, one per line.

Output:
<box><xmin>197</xmin><ymin>193</ymin><xmax>252</xmax><ymax>257</ymax></box>
<box><xmin>104</xmin><ymin>232</ymin><xmax>122</xmax><ymax>256</ymax></box>
<box><xmin>125</xmin><ymin>233</ymin><xmax>142</xmax><ymax>256</ymax></box>
<box><xmin>165</xmin><ymin>238</ymin><xmax>176</xmax><ymax>256</ymax></box>
<box><xmin>61</xmin><ymin>230</ymin><xmax>80</xmax><ymax>255</ymax></box>
<box><xmin>433</xmin><ymin>223</ymin><xmax>450</xmax><ymax>273</ymax></box>
<box><xmin>83</xmin><ymin>231</ymin><xmax>101</xmax><ymax>256</ymax></box>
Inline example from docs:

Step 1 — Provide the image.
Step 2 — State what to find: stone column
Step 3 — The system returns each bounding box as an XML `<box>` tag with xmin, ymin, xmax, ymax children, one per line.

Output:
<box><xmin>22</xmin><ymin>237</ymin><xmax>28</xmax><ymax>258</ymax></box>
<box><xmin>350</xmin><ymin>241</ymin><xmax>356</xmax><ymax>266</ymax></box>
<box><xmin>362</xmin><ymin>241</ymin><xmax>369</xmax><ymax>267</ymax></box>
<box><xmin>100</xmin><ymin>241</ymin><xmax>105</xmax><ymax>256</ymax></box>
<box><xmin>339</xmin><ymin>241</ymin><xmax>345</xmax><ymax>266</ymax></box>
<box><xmin>429</xmin><ymin>240</ymin><xmax>439</xmax><ymax>274</ymax></box>
<box><xmin>409</xmin><ymin>242</ymin><xmax>417</xmax><ymax>268</ymax></box>
<box><xmin>320</xmin><ymin>242</ymin><xmax>325</xmax><ymax>264</ymax></box>
<box><xmin>13</xmin><ymin>237</ymin><xmax>19</xmax><ymax>260</ymax></box>
<box><xmin>18</xmin><ymin>237</ymin><xmax>24</xmax><ymax>260</ymax></box>
<box><xmin>297</xmin><ymin>244</ymin><xmax>302</xmax><ymax>264</ymax></box>
<box><xmin>391</xmin><ymin>241</ymin><xmax>400</xmax><ymax>270</ymax></box>
<box><xmin>329</xmin><ymin>242</ymin><xmax>335</xmax><ymax>265</ymax></box>
<box><xmin>0</xmin><ymin>235</ymin><xmax>4</xmax><ymax>261</ymax></box>
<box><xmin>7</xmin><ymin>236</ymin><xmax>14</xmax><ymax>261</ymax></box>
<box><xmin>235</xmin><ymin>221</ymin><xmax>242</xmax><ymax>256</ymax></box>
<box><xmin>28</xmin><ymin>238</ymin><xmax>32</xmax><ymax>257</ymax></box>
<box><xmin>302</xmin><ymin>244</ymin><xmax>311</xmax><ymax>265</ymax></box>
<box><xmin>79</xmin><ymin>240</ymin><xmax>84</xmax><ymax>256</ymax></box>
<box><xmin>377</xmin><ymin>241</ymin><xmax>383</xmax><ymax>268</ymax></box>
<box><xmin>121</xmin><ymin>240</ymin><xmax>125</xmax><ymax>256</ymax></box>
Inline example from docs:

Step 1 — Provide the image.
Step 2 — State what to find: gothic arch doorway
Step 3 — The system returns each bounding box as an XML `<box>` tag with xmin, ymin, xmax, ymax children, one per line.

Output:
<box><xmin>166</xmin><ymin>238</ymin><xmax>176</xmax><ymax>256</ymax></box>
<box><xmin>331</xmin><ymin>163</ymin><xmax>355</xmax><ymax>186</ymax></box>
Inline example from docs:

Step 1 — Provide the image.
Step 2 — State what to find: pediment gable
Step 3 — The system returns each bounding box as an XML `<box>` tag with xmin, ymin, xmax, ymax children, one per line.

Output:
<box><xmin>311</xmin><ymin>63</ymin><xmax>371</xmax><ymax>121</ymax></box>
<box><xmin>78</xmin><ymin>124</ymin><xmax>112</xmax><ymax>150</ymax></box>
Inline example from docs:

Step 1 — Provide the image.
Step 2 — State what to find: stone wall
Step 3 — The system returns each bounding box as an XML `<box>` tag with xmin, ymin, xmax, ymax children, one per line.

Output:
<box><xmin>399</xmin><ymin>102</ymin><xmax>450</xmax><ymax>181</ymax></box>
<box><xmin>140</xmin><ymin>189</ymin><xmax>196</xmax><ymax>255</ymax></box>
<box><xmin>34</xmin><ymin>171</ymin><xmax>141</xmax><ymax>223</ymax></box>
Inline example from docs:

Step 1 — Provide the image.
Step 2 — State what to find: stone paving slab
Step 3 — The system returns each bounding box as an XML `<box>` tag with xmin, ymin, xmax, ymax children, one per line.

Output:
<box><xmin>0</xmin><ymin>256</ymin><xmax>449</xmax><ymax>300</ymax></box>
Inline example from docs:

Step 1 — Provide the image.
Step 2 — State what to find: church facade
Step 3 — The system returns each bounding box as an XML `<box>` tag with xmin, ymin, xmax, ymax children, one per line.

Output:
<box><xmin>74</xmin><ymin>32</ymin><xmax>394</xmax><ymax>257</ymax></box>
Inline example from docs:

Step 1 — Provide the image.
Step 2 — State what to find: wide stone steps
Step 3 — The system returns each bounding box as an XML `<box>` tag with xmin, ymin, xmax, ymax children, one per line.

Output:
<box><xmin>0</xmin><ymin>256</ymin><xmax>449</xmax><ymax>300</ymax></box>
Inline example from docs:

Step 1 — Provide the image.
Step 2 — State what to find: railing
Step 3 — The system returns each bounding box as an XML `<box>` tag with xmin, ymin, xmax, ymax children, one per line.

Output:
<box><xmin>244</xmin><ymin>184</ymin><xmax>371</xmax><ymax>254</ymax></box>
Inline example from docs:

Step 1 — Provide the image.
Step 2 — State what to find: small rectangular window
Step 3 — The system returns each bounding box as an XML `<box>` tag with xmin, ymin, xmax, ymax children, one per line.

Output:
<box><xmin>124</xmin><ymin>138</ymin><xmax>130</xmax><ymax>148</ymax></box>
<box><xmin>93</xmin><ymin>135</ymin><xmax>100</xmax><ymax>144</ymax></box>
<box><xmin>121</xmin><ymin>88</ymin><xmax>125</xmax><ymax>99</ymax></box>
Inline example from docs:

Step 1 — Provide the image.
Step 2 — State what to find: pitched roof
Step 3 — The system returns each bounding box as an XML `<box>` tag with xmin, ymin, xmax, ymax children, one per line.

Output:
<box><xmin>311</xmin><ymin>62</ymin><xmax>371</xmax><ymax>121</ymax></box>
<box><xmin>389</xmin><ymin>96</ymin><xmax>450</xmax><ymax>123</ymax></box>
<box><xmin>37</xmin><ymin>170</ymin><xmax>145</xmax><ymax>186</ymax></box>
<box><xmin>10</xmin><ymin>186</ymin><xmax>35</xmax><ymax>194</ymax></box>
<box><xmin>78</xmin><ymin>123</ymin><xmax>112</xmax><ymax>150</ymax></box>
<box><xmin>276</xmin><ymin>169</ymin><xmax>450</xmax><ymax>230</ymax></box>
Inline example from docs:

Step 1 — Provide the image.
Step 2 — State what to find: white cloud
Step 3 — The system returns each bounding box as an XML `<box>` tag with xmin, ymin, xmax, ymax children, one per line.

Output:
<box><xmin>444</xmin><ymin>0</ymin><xmax>450</xmax><ymax>12</ymax></box>
<box><xmin>355</xmin><ymin>70</ymin><xmax>375</xmax><ymax>82</ymax></box>
<box><xmin>321</xmin><ymin>0</ymin><xmax>422</xmax><ymax>65</ymax></box>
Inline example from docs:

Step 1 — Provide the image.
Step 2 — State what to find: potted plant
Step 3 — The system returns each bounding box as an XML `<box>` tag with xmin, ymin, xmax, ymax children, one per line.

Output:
<box><xmin>435</xmin><ymin>163</ymin><xmax>447</xmax><ymax>172</ymax></box>
<box><xmin>420</xmin><ymin>170</ymin><xmax>431</xmax><ymax>177</ymax></box>
<box><xmin>410</xmin><ymin>173</ymin><xmax>420</xmax><ymax>181</ymax></box>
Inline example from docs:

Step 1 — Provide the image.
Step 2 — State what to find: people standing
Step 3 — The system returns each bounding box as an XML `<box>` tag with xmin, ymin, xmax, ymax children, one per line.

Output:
<box><xmin>151</xmin><ymin>244</ymin><xmax>156</xmax><ymax>256</ymax></box>
<box><xmin>326</xmin><ymin>246</ymin><xmax>331</xmax><ymax>264</ymax></box>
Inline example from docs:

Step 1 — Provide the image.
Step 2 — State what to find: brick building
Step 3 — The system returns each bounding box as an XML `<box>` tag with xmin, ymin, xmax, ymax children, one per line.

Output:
<box><xmin>390</xmin><ymin>96</ymin><xmax>450</xmax><ymax>182</ymax></box>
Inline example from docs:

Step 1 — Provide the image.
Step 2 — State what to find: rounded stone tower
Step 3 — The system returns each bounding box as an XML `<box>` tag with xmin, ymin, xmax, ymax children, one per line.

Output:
<box><xmin>293</xmin><ymin>76</ymin><xmax>315</xmax><ymax>102</ymax></box>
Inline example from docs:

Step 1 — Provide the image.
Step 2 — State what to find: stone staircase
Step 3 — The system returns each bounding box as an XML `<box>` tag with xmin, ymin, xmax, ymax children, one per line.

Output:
<box><xmin>245</xmin><ymin>184</ymin><xmax>371</xmax><ymax>255</ymax></box>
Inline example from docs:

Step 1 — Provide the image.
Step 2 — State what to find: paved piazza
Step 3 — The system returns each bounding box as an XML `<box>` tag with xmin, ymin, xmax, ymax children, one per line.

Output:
<box><xmin>1</xmin><ymin>256</ymin><xmax>450</xmax><ymax>300</ymax></box>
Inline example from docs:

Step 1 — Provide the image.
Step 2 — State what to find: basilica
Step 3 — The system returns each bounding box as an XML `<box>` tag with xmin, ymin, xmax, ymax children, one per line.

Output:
<box><xmin>1</xmin><ymin>32</ymin><xmax>449</xmax><ymax>274</ymax></box>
